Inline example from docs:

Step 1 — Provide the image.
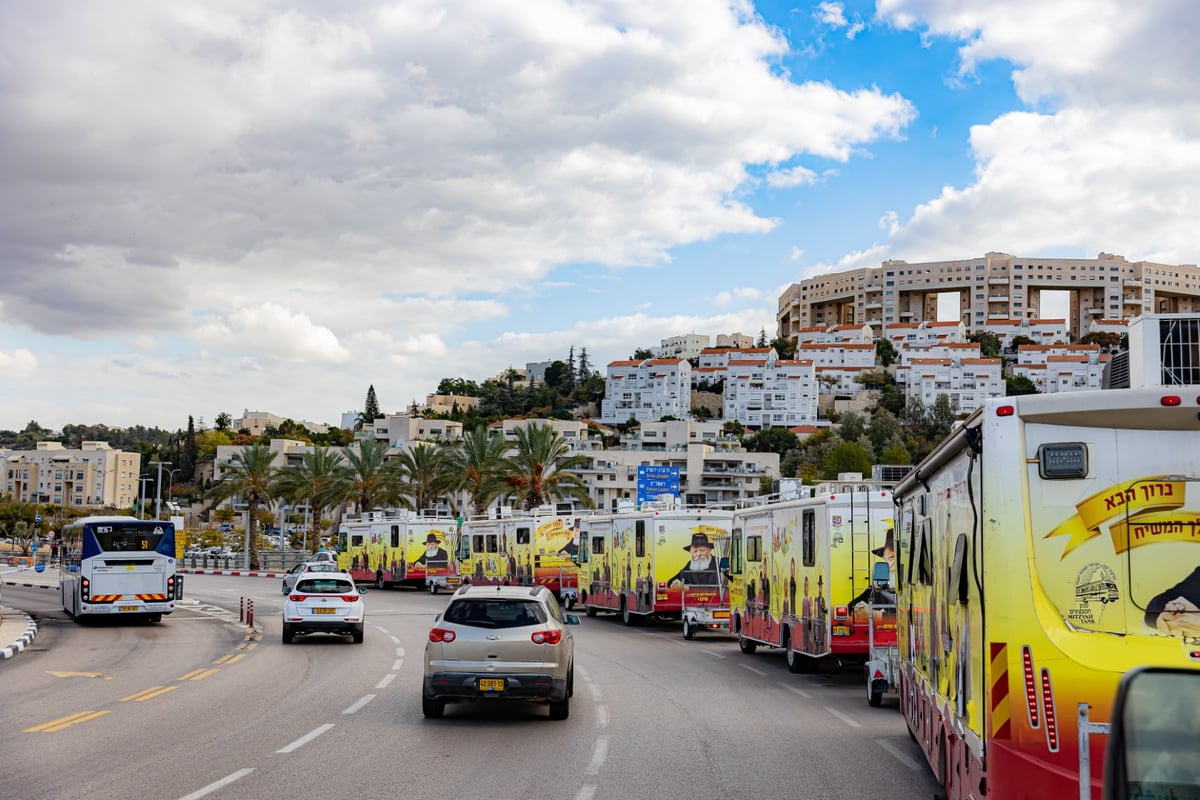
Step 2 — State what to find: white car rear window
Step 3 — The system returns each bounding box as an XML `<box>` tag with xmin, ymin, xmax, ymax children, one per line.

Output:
<box><xmin>296</xmin><ymin>578</ymin><xmax>354</xmax><ymax>594</ymax></box>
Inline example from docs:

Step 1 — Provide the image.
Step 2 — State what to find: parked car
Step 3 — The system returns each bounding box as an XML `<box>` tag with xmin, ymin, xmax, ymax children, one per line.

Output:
<box><xmin>282</xmin><ymin>573</ymin><xmax>366</xmax><ymax>644</ymax></box>
<box><xmin>282</xmin><ymin>561</ymin><xmax>339</xmax><ymax>594</ymax></box>
<box><xmin>422</xmin><ymin>584</ymin><xmax>580</xmax><ymax>720</ymax></box>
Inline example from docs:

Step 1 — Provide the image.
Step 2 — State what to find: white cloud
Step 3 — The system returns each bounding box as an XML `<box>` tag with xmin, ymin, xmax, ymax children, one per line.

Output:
<box><xmin>712</xmin><ymin>287</ymin><xmax>765</xmax><ymax>307</ymax></box>
<box><xmin>766</xmin><ymin>165</ymin><xmax>819</xmax><ymax>188</ymax></box>
<box><xmin>0</xmin><ymin>348</ymin><xmax>38</xmax><ymax>378</ymax></box>
<box><xmin>815</xmin><ymin>2</ymin><xmax>849</xmax><ymax>28</ymax></box>
<box><xmin>194</xmin><ymin>303</ymin><xmax>351</xmax><ymax>364</ymax></box>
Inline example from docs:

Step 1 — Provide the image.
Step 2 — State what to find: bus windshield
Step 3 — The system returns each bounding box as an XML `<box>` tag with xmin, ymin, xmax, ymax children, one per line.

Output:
<box><xmin>91</xmin><ymin>522</ymin><xmax>165</xmax><ymax>553</ymax></box>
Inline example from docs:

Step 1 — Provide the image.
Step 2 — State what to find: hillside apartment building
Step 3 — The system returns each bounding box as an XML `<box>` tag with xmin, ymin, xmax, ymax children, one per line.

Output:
<box><xmin>3</xmin><ymin>441</ymin><xmax>141</xmax><ymax>510</ymax></box>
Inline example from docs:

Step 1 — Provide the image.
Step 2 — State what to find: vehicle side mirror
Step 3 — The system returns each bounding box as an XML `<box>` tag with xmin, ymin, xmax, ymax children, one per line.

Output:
<box><xmin>358</xmin><ymin>587</ymin><xmax>369</xmax><ymax>595</ymax></box>
<box><xmin>872</xmin><ymin>561</ymin><xmax>891</xmax><ymax>588</ymax></box>
<box><xmin>564</xmin><ymin>614</ymin><xmax>581</xmax><ymax>625</ymax></box>
<box><xmin>1103</xmin><ymin>666</ymin><xmax>1200</xmax><ymax>800</ymax></box>
<box><xmin>719</xmin><ymin>557</ymin><xmax>730</xmax><ymax>571</ymax></box>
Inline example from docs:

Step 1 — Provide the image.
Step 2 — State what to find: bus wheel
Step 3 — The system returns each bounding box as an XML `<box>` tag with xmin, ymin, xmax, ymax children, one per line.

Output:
<box><xmin>375</xmin><ymin>573</ymin><xmax>384</xmax><ymax>590</ymax></box>
<box><xmin>586</xmin><ymin>604</ymin><xmax>597</xmax><ymax>618</ymax></box>
<box><xmin>148</xmin><ymin>614</ymin><xmax>162</xmax><ymax>624</ymax></box>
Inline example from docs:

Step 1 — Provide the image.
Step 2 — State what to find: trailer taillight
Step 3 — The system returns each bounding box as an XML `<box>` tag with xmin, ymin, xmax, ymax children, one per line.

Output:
<box><xmin>1040</xmin><ymin>668</ymin><xmax>1059</xmax><ymax>752</ymax></box>
<box><xmin>996</xmin><ymin>405</ymin><xmax>1015</xmax><ymax>416</ymax></box>
<box><xmin>834</xmin><ymin>605</ymin><xmax>849</xmax><ymax>620</ymax></box>
<box><xmin>1160</xmin><ymin>395</ymin><xmax>1182</xmax><ymax>406</ymax></box>
<box><xmin>1022</xmin><ymin>646</ymin><xmax>1040</xmax><ymax>728</ymax></box>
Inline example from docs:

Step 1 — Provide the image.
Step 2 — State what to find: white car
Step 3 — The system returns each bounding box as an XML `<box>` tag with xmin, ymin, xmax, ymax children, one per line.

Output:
<box><xmin>281</xmin><ymin>561</ymin><xmax>339</xmax><ymax>594</ymax></box>
<box><xmin>282</xmin><ymin>572</ymin><xmax>366</xmax><ymax>644</ymax></box>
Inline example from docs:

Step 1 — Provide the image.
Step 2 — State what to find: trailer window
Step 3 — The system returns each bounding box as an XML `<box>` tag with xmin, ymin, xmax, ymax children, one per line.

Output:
<box><xmin>747</xmin><ymin>535</ymin><xmax>762</xmax><ymax>563</ymax></box>
<box><xmin>591</xmin><ymin>536</ymin><xmax>605</xmax><ymax>554</ymax></box>
<box><xmin>911</xmin><ymin>519</ymin><xmax>932</xmax><ymax>585</ymax></box>
<box><xmin>472</xmin><ymin>534</ymin><xmax>485</xmax><ymax>553</ymax></box>
<box><xmin>635</xmin><ymin>520</ymin><xmax>646</xmax><ymax>558</ymax></box>
<box><xmin>486</xmin><ymin>534</ymin><xmax>499</xmax><ymax>553</ymax></box>
<box><xmin>390</xmin><ymin>525</ymin><xmax>400</xmax><ymax>548</ymax></box>
<box><xmin>729</xmin><ymin>530</ymin><xmax>743</xmax><ymax>575</ymax></box>
<box><xmin>516</xmin><ymin>527</ymin><xmax>530</xmax><ymax>545</ymax></box>
<box><xmin>351</xmin><ymin>534</ymin><xmax>364</xmax><ymax>547</ymax></box>
<box><xmin>802</xmin><ymin>509</ymin><xmax>816</xmax><ymax>567</ymax></box>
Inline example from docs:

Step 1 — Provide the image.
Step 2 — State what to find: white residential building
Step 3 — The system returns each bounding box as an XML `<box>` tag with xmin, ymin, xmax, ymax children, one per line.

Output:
<box><xmin>364</xmin><ymin>414</ymin><xmax>464</xmax><ymax>447</ymax></box>
<box><xmin>3</xmin><ymin>441</ymin><xmax>140</xmax><ymax>510</ymax></box>
<box><xmin>600</xmin><ymin>359</ymin><xmax>692</xmax><ymax>424</ymax></box>
<box><xmin>1012</xmin><ymin>344</ymin><xmax>1108</xmax><ymax>393</ymax></box>
<box><xmin>722</xmin><ymin>355</ymin><xmax>819</xmax><ymax>429</ymax></box>
<box><xmin>658</xmin><ymin>334</ymin><xmax>711</xmax><ymax>361</ymax></box>
<box><xmin>715</xmin><ymin>332</ymin><xmax>755</xmax><ymax>349</ymax></box>
<box><xmin>894</xmin><ymin>357</ymin><xmax>1005</xmax><ymax>414</ymax></box>
<box><xmin>794</xmin><ymin>342</ymin><xmax>877</xmax><ymax>368</ymax></box>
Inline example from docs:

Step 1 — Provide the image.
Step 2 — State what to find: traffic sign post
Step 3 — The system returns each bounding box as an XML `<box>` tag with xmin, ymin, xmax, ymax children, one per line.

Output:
<box><xmin>637</xmin><ymin>465</ymin><xmax>681</xmax><ymax>506</ymax></box>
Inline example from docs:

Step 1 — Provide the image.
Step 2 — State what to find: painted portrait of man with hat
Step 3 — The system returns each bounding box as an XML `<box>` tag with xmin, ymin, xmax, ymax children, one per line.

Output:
<box><xmin>668</xmin><ymin>530</ymin><xmax>723</xmax><ymax>587</ymax></box>
<box><xmin>850</xmin><ymin>528</ymin><xmax>896</xmax><ymax>609</ymax></box>
<box><xmin>411</xmin><ymin>531</ymin><xmax>449</xmax><ymax>570</ymax></box>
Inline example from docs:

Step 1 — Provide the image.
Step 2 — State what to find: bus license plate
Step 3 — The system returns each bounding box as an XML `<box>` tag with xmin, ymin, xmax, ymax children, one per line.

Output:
<box><xmin>120</xmin><ymin>605</ymin><xmax>139</xmax><ymax>612</ymax></box>
<box><xmin>478</xmin><ymin>678</ymin><xmax>505</xmax><ymax>692</ymax></box>
<box><xmin>312</xmin><ymin>607</ymin><xmax>336</xmax><ymax>614</ymax></box>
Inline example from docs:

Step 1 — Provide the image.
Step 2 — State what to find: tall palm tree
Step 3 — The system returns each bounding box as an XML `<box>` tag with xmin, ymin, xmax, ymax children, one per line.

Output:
<box><xmin>392</xmin><ymin>442</ymin><xmax>456</xmax><ymax>513</ymax></box>
<box><xmin>446</xmin><ymin>426</ymin><xmax>511</xmax><ymax>517</ymax></box>
<box><xmin>272</xmin><ymin>445</ymin><xmax>345</xmax><ymax>551</ymax></box>
<box><xmin>206</xmin><ymin>442</ymin><xmax>278</xmax><ymax>570</ymax></box>
<box><xmin>326</xmin><ymin>438</ymin><xmax>399</xmax><ymax>515</ymax></box>
<box><xmin>505</xmin><ymin>423</ymin><xmax>594</xmax><ymax>511</ymax></box>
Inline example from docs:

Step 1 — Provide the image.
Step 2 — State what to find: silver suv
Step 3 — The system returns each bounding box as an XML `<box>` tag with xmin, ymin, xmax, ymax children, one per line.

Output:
<box><xmin>423</xmin><ymin>584</ymin><xmax>580</xmax><ymax>720</ymax></box>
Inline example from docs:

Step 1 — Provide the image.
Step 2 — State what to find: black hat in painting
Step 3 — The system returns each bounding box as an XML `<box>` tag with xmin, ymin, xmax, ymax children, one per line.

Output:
<box><xmin>871</xmin><ymin>528</ymin><xmax>895</xmax><ymax>557</ymax></box>
<box><xmin>684</xmin><ymin>532</ymin><xmax>714</xmax><ymax>551</ymax></box>
<box><xmin>425</xmin><ymin>533</ymin><xmax>441</xmax><ymax>544</ymax></box>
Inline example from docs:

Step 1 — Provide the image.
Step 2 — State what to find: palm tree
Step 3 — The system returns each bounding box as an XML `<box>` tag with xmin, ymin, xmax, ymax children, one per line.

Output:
<box><xmin>272</xmin><ymin>445</ymin><xmax>345</xmax><ymax>551</ymax></box>
<box><xmin>446</xmin><ymin>426</ymin><xmax>511</xmax><ymax>517</ymax></box>
<box><xmin>392</xmin><ymin>442</ymin><xmax>456</xmax><ymax>513</ymax></box>
<box><xmin>505</xmin><ymin>423</ymin><xmax>594</xmax><ymax>511</ymax></box>
<box><xmin>326</xmin><ymin>438</ymin><xmax>399</xmax><ymax>515</ymax></box>
<box><xmin>206</xmin><ymin>443</ymin><xmax>279</xmax><ymax>569</ymax></box>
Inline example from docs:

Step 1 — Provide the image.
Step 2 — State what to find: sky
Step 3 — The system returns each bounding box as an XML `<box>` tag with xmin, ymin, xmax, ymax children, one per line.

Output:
<box><xmin>2</xmin><ymin>0</ymin><xmax>1197</xmax><ymax>433</ymax></box>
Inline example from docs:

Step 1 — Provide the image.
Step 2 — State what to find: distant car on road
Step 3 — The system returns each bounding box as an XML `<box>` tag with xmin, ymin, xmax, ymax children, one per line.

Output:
<box><xmin>309</xmin><ymin>550</ymin><xmax>337</xmax><ymax>565</ymax></box>
<box><xmin>282</xmin><ymin>573</ymin><xmax>365</xmax><ymax>644</ymax></box>
<box><xmin>422</xmin><ymin>583</ymin><xmax>580</xmax><ymax>720</ymax></box>
<box><xmin>282</xmin><ymin>561</ymin><xmax>339</xmax><ymax>594</ymax></box>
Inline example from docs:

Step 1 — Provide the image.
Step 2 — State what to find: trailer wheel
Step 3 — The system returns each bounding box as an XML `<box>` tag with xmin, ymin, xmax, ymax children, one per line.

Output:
<box><xmin>738</xmin><ymin>635</ymin><xmax>757</xmax><ymax>654</ymax></box>
<box><xmin>586</xmin><ymin>604</ymin><xmax>597</xmax><ymax>618</ymax></box>
<box><xmin>622</xmin><ymin>601</ymin><xmax>636</xmax><ymax>627</ymax></box>
<box><xmin>683</xmin><ymin>621</ymin><xmax>695</xmax><ymax>640</ymax></box>
<box><xmin>868</xmin><ymin>687</ymin><xmax>884</xmax><ymax>707</ymax></box>
<box><xmin>375</xmin><ymin>572</ymin><xmax>384</xmax><ymax>590</ymax></box>
<box><xmin>429</xmin><ymin>582</ymin><xmax>439</xmax><ymax>595</ymax></box>
<box><xmin>785</xmin><ymin>632</ymin><xmax>806</xmax><ymax>674</ymax></box>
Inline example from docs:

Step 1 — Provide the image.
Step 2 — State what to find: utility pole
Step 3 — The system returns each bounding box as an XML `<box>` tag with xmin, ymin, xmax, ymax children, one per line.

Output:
<box><xmin>150</xmin><ymin>460</ymin><xmax>170</xmax><ymax>520</ymax></box>
<box><xmin>138</xmin><ymin>478</ymin><xmax>153</xmax><ymax>520</ymax></box>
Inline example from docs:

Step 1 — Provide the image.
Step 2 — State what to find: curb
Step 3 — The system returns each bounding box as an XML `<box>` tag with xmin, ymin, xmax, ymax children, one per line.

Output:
<box><xmin>0</xmin><ymin>608</ymin><xmax>39</xmax><ymax>661</ymax></box>
<box><xmin>180</xmin><ymin>569</ymin><xmax>285</xmax><ymax>578</ymax></box>
<box><xmin>2</xmin><ymin>580</ymin><xmax>56</xmax><ymax>591</ymax></box>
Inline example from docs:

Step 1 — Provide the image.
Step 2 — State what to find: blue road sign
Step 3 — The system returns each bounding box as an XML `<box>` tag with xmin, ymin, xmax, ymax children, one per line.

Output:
<box><xmin>35</xmin><ymin>514</ymin><xmax>42</xmax><ymax>523</ymax></box>
<box><xmin>637</xmin><ymin>465</ymin><xmax>680</xmax><ymax>505</ymax></box>
<box><xmin>35</xmin><ymin>562</ymin><xmax>46</xmax><ymax>573</ymax></box>
<box><xmin>32</xmin><ymin>543</ymin><xmax>39</xmax><ymax>552</ymax></box>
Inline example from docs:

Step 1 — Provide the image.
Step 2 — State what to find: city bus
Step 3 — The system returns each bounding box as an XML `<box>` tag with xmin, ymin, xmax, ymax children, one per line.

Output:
<box><xmin>59</xmin><ymin>516</ymin><xmax>182</xmax><ymax>623</ymax></box>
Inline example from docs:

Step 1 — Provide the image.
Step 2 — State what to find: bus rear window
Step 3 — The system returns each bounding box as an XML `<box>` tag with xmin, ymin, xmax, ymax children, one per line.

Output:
<box><xmin>94</xmin><ymin>526</ymin><xmax>164</xmax><ymax>552</ymax></box>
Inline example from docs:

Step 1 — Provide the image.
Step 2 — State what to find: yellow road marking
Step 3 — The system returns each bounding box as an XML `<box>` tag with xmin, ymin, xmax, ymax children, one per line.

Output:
<box><xmin>47</xmin><ymin>671</ymin><xmax>104</xmax><ymax>679</ymax></box>
<box><xmin>235</xmin><ymin>642</ymin><xmax>257</xmax><ymax>651</ymax></box>
<box><xmin>120</xmin><ymin>685</ymin><xmax>180</xmax><ymax>702</ymax></box>
<box><xmin>24</xmin><ymin>710</ymin><xmax>111</xmax><ymax>733</ymax></box>
<box><xmin>181</xmin><ymin>668</ymin><xmax>220</xmax><ymax>681</ymax></box>
<box><xmin>213</xmin><ymin>654</ymin><xmax>235</xmax><ymax>665</ymax></box>
<box><xmin>224</xmin><ymin>653</ymin><xmax>246</xmax><ymax>664</ymax></box>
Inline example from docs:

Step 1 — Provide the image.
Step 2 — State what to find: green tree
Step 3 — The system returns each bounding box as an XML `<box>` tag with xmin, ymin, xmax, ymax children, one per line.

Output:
<box><xmin>505</xmin><ymin>424</ymin><xmax>594</xmax><ymax>511</ymax></box>
<box><xmin>577</xmin><ymin>348</ymin><xmax>592</xmax><ymax>383</ymax></box>
<box><xmin>435</xmin><ymin>377</ymin><xmax>481</xmax><ymax>396</ymax></box>
<box><xmin>743</xmin><ymin>427</ymin><xmax>799</xmax><ymax>455</ymax></box>
<box><xmin>631</xmin><ymin>347</ymin><xmax>654</xmax><ymax>360</ymax></box>
<box><xmin>328</xmin><ymin>438</ymin><xmax>399</xmax><ymax>514</ymax></box>
<box><xmin>770</xmin><ymin>336</ymin><xmax>796</xmax><ymax>359</ymax></box>
<box><xmin>205</xmin><ymin>443</ymin><xmax>279</xmax><ymax>570</ymax></box>
<box><xmin>182</xmin><ymin>415</ymin><xmax>198</xmax><ymax>482</ymax></box>
<box><xmin>837</xmin><ymin>412</ymin><xmax>867</xmax><ymax>444</ymax></box>
<box><xmin>446</xmin><ymin>426</ymin><xmax>512</xmax><ymax>517</ymax></box>
<box><xmin>272</xmin><ymin>445</ymin><xmax>345</xmax><ymax>552</ymax></box>
<box><xmin>866</xmin><ymin>407</ymin><xmax>900</xmax><ymax>459</ymax></box>
<box><xmin>392</xmin><ymin>443</ymin><xmax>456</xmax><ymax>512</ymax></box>
<box><xmin>969</xmin><ymin>331</ymin><xmax>1002</xmax><ymax>358</ymax></box>
<box><xmin>875</xmin><ymin>338</ymin><xmax>897</xmax><ymax>367</ymax></box>
<box><xmin>756</xmin><ymin>328</ymin><xmax>768</xmax><ymax>347</ymax></box>
<box><xmin>357</xmin><ymin>385</ymin><xmax>382</xmax><ymax>430</ymax></box>
<box><xmin>1006</xmin><ymin>375</ymin><xmax>1040</xmax><ymax>396</ymax></box>
<box><xmin>214</xmin><ymin>412</ymin><xmax>233</xmax><ymax>432</ymax></box>
<box><xmin>821</xmin><ymin>440</ymin><xmax>872</xmax><ymax>478</ymax></box>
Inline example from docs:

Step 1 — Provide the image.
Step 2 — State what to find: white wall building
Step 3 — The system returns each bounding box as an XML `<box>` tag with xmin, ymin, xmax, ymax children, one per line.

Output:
<box><xmin>1012</xmin><ymin>344</ymin><xmax>1108</xmax><ymax>393</ymax></box>
<box><xmin>600</xmin><ymin>359</ymin><xmax>692</xmax><ymax>424</ymax></box>
<box><xmin>722</xmin><ymin>355</ymin><xmax>819</xmax><ymax>429</ymax></box>
<box><xmin>894</xmin><ymin>357</ymin><xmax>1005</xmax><ymax>414</ymax></box>
<box><xmin>658</xmin><ymin>334</ymin><xmax>711</xmax><ymax>361</ymax></box>
<box><xmin>3</xmin><ymin>441</ymin><xmax>141</xmax><ymax>510</ymax></box>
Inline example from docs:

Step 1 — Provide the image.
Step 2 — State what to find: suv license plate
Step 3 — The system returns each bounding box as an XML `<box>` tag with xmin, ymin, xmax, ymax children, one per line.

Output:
<box><xmin>312</xmin><ymin>607</ymin><xmax>336</xmax><ymax>615</ymax></box>
<box><xmin>478</xmin><ymin>678</ymin><xmax>505</xmax><ymax>692</ymax></box>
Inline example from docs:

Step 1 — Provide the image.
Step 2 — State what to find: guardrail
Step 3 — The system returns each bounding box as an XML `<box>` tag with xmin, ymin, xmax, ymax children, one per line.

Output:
<box><xmin>179</xmin><ymin>550</ymin><xmax>320</xmax><ymax>572</ymax></box>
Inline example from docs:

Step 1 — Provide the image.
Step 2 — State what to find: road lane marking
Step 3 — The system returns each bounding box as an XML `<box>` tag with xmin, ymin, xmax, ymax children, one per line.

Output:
<box><xmin>876</xmin><ymin>738</ymin><xmax>923</xmax><ymax>770</ymax></box>
<box><xmin>586</xmin><ymin>736</ymin><xmax>609</xmax><ymax>775</ymax></box>
<box><xmin>703</xmin><ymin>649</ymin><xmax>726</xmax><ymax>659</ymax></box>
<box><xmin>375</xmin><ymin>674</ymin><xmax>396</xmax><ymax>689</ymax></box>
<box><xmin>778</xmin><ymin>682</ymin><xmax>812</xmax><ymax>698</ymax></box>
<box><xmin>47</xmin><ymin>671</ymin><xmax>103</xmax><ymax>678</ymax></box>
<box><xmin>392</xmin><ymin>659</ymin><xmax>403</xmax><ymax>670</ymax></box>
<box><xmin>389</xmin><ymin>635</ymin><xmax>401</xmax><ymax>645</ymax></box>
<box><xmin>179</xmin><ymin>668</ymin><xmax>221</xmax><ymax>681</ymax></box>
<box><xmin>343</xmin><ymin>695</ymin><xmax>376</xmax><ymax>715</ymax></box>
<box><xmin>24</xmin><ymin>710</ymin><xmax>111</xmax><ymax>733</ymax></box>
<box><xmin>825</xmin><ymin>707</ymin><xmax>862</xmax><ymax>728</ymax></box>
<box><xmin>596</xmin><ymin>705</ymin><xmax>608</xmax><ymax>728</ymax></box>
<box><xmin>739</xmin><ymin>664</ymin><xmax>767</xmax><ymax>676</ymax></box>
<box><xmin>235</xmin><ymin>642</ymin><xmax>257</xmax><ymax>651</ymax></box>
<box><xmin>178</xmin><ymin>768</ymin><xmax>255</xmax><ymax>800</ymax></box>
<box><xmin>375</xmin><ymin>626</ymin><xmax>390</xmax><ymax>634</ymax></box>
<box><xmin>277</xmin><ymin>723</ymin><xmax>335</xmax><ymax>753</ymax></box>
<box><xmin>120</xmin><ymin>685</ymin><xmax>180</xmax><ymax>702</ymax></box>
<box><xmin>212</xmin><ymin>654</ymin><xmax>246</xmax><ymax>665</ymax></box>
<box><xmin>575</xmin><ymin>787</ymin><xmax>597</xmax><ymax>800</ymax></box>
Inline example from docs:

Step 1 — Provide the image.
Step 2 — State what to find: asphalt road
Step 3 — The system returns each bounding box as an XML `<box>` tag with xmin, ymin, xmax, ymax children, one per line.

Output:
<box><xmin>0</xmin><ymin>575</ymin><xmax>940</xmax><ymax>800</ymax></box>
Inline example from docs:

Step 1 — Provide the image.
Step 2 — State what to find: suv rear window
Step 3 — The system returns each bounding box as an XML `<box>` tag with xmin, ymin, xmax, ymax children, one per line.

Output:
<box><xmin>296</xmin><ymin>578</ymin><xmax>354</xmax><ymax>594</ymax></box>
<box><xmin>444</xmin><ymin>600</ymin><xmax>547</xmax><ymax>628</ymax></box>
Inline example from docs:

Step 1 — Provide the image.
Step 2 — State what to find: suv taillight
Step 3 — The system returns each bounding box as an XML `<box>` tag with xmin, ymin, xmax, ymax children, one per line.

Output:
<box><xmin>289</xmin><ymin>594</ymin><xmax>307</xmax><ymax>602</ymax></box>
<box><xmin>532</xmin><ymin>630</ymin><xmax>562</xmax><ymax>645</ymax></box>
<box><xmin>430</xmin><ymin>628</ymin><xmax>456</xmax><ymax>643</ymax></box>
<box><xmin>341</xmin><ymin>594</ymin><xmax>359</xmax><ymax>602</ymax></box>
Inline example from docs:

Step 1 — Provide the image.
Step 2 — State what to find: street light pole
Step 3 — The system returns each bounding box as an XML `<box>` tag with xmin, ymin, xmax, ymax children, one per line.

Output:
<box><xmin>138</xmin><ymin>478</ymin><xmax>153</xmax><ymax>520</ymax></box>
<box><xmin>149</xmin><ymin>460</ymin><xmax>170</xmax><ymax>520</ymax></box>
<box><xmin>167</xmin><ymin>468</ymin><xmax>182</xmax><ymax>509</ymax></box>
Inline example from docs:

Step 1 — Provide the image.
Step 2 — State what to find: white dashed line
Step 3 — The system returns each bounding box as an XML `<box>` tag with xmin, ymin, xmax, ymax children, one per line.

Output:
<box><xmin>392</xmin><ymin>659</ymin><xmax>404</xmax><ymax>671</ymax></box>
<box><xmin>779</xmin><ymin>682</ymin><xmax>811</xmax><ymax>698</ymax></box>
<box><xmin>876</xmin><ymin>738</ymin><xmax>923</xmax><ymax>770</ymax></box>
<box><xmin>375</xmin><ymin>674</ymin><xmax>396</xmax><ymax>689</ymax></box>
<box><xmin>739</xmin><ymin>663</ymin><xmax>767</xmax><ymax>676</ymax></box>
<box><xmin>390</xmin><ymin>636</ymin><xmax>401</xmax><ymax>645</ymax></box>
<box><xmin>588</xmin><ymin>682</ymin><xmax>603</xmax><ymax>701</ymax></box>
<box><xmin>343</xmin><ymin>695</ymin><xmax>376</xmax><ymax>715</ymax></box>
<box><xmin>395</xmin><ymin>647</ymin><xmax>404</xmax><ymax>658</ymax></box>
<box><xmin>375</xmin><ymin>626</ymin><xmax>389</xmax><ymax>634</ymax></box>
<box><xmin>596</xmin><ymin>705</ymin><xmax>608</xmax><ymax>728</ymax></box>
<box><xmin>277</xmin><ymin>723</ymin><xmax>335</xmax><ymax>753</ymax></box>
<box><xmin>825</xmin><ymin>707</ymin><xmax>862</xmax><ymax>729</ymax></box>
<box><xmin>178</xmin><ymin>768</ymin><xmax>254</xmax><ymax>800</ymax></box>
<box><xmin>703</xmin><ymin>649</ymin><xmax>726</xmax><ymax>659</ymax></box>
<box><xmin>575</xmin><ymin>786</ymin><xmax>598</xmax><ymax>800</ymax></box>
<box><xmin>587</xmin><ymin>736</ymin><xmax>609</xmax><ymax>775</ymax></box>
